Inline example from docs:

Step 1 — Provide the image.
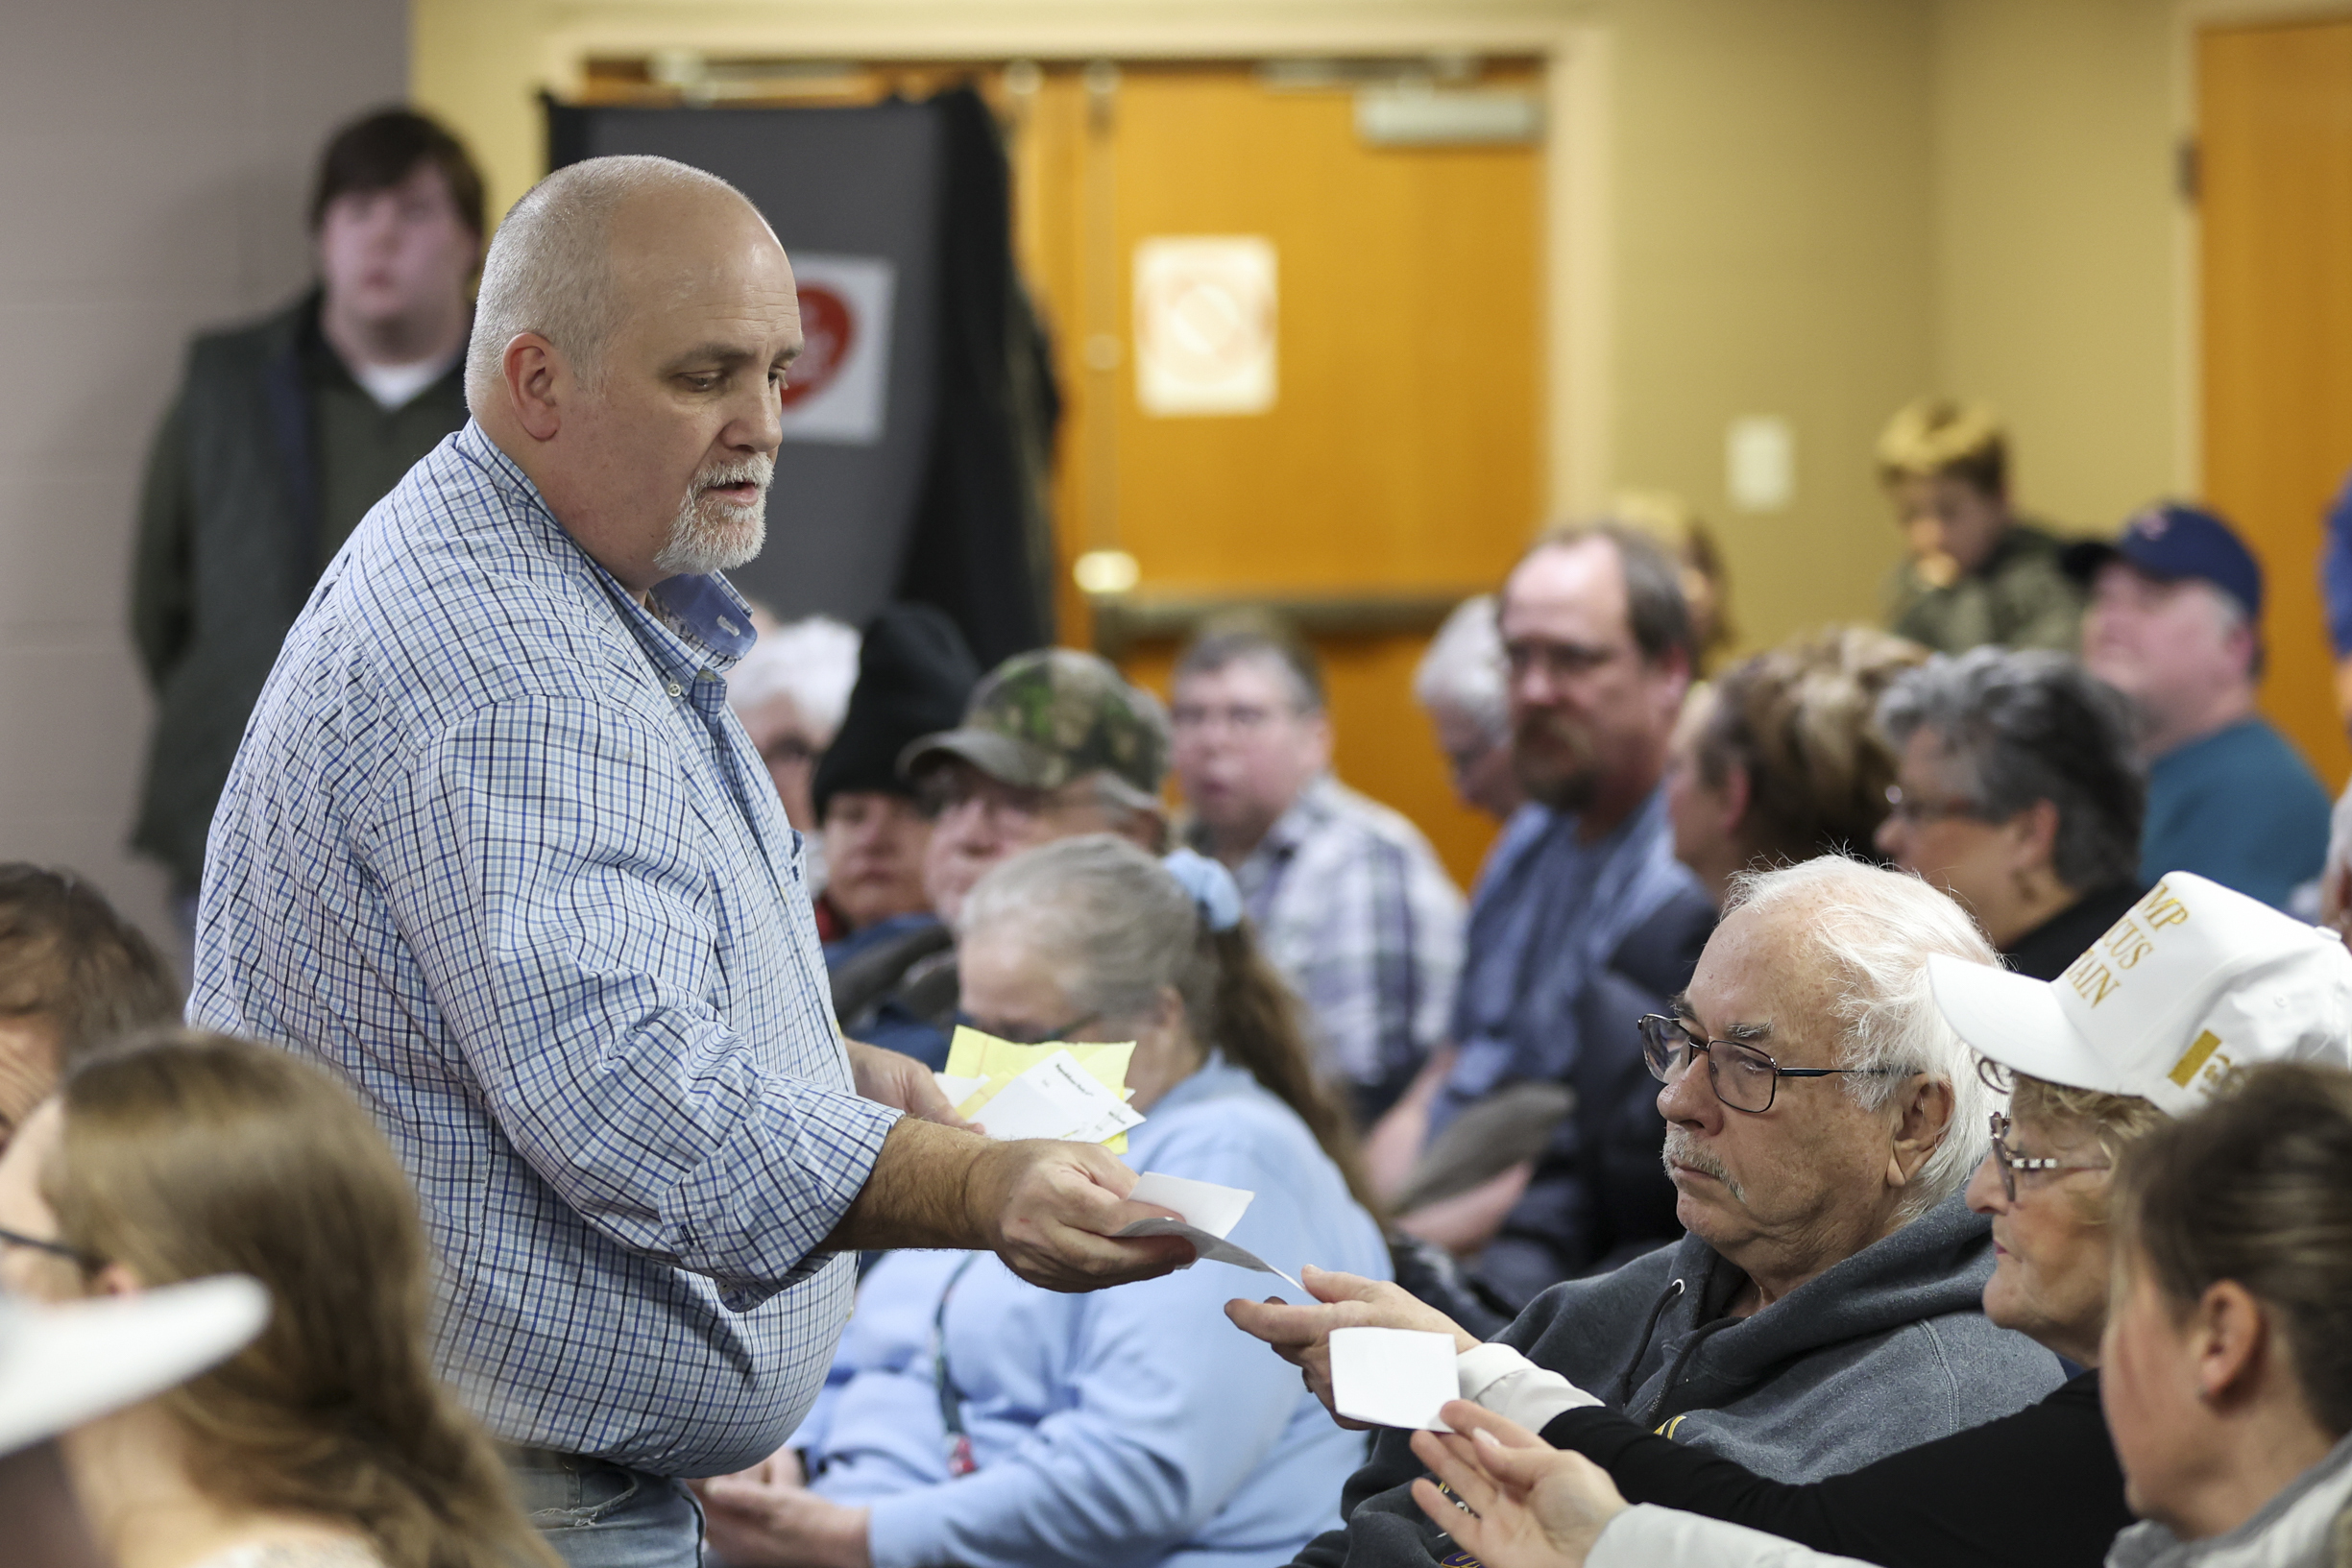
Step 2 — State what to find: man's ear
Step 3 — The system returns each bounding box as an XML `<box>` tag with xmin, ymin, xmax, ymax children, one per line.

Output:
<box><xmin>1884</xmin><ymin>1073</ymin><xmax>1956</xmax><ymax>1189</ymax></box>
<box><xmin>500</xmin><ymin>332</ymin><xmax>566</xmax><ymax>443</ymax></box>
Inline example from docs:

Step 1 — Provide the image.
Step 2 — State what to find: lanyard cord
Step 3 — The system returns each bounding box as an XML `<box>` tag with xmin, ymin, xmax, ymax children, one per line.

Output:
<box><xmin>932</xmin><ymin>1254</ymin><xmax>983</xmax><ymax>1476</ymax></box>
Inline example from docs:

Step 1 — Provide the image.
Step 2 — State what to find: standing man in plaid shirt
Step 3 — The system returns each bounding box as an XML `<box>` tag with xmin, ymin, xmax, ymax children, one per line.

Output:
<box><xmin>1171</xmin><ymin>618</ymin><xmax>1466</xmax><ymax>1125</ymax></box>
<box><xmin>189</xmin><ymin>155</ymin><xmax>1189</xmax><ymax>1568</ymax></box>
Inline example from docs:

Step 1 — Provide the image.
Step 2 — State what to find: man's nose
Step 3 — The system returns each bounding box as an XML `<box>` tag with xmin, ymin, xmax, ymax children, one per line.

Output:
<box><xmin>734</xmin><ymin>377</ymin><xmax>785</xmax><ymax>455</ymax></box>
<box><xmin>1657</xmin><ymin>1049</ymin><xmax>1721</xmax><ymax>1129</ymax></box>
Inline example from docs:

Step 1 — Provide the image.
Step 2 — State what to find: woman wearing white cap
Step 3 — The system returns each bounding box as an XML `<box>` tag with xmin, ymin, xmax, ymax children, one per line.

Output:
<box><xmin>0</xmin><ymin>1030</ymin><xmax>558</xmax><ymax>1568</ymax></box>
<box><xmin>1373</xmin><ymin>871</ymin><xmax>2352</xmax><ymax>1568</ymax></box>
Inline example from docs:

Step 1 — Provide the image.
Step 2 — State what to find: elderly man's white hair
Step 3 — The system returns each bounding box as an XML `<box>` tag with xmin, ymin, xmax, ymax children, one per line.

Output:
<box><xmin>1414</xmin><ymin>594</ymin><xmax>1510</xmax><ymax>744</ymax></box>
<box><xmin>464</xmin><ymin>155</ymin><xmax>764</xmax><ymax>411</ymax></box>
<box><xmin>1724</xmin><ymin>855</ymin><xmax>1999</xmax><ymax>1219</ymax></box>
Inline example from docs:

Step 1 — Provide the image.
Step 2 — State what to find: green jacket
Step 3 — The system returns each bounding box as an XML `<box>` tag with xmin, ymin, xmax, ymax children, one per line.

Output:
<box><xmin>1883</xmin><ymin>520</ymin><xmax>2084</xmax><ymax>656</ymax></box>
<box><xmin>129</xmin><ymin>293</ymin><xmax>465</xmax><ymax>891</ymax></box>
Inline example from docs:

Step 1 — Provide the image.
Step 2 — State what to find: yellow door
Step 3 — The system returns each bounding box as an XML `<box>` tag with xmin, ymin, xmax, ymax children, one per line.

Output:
<box><xmin>1010</xmin><ymin>60</ymin><xmax>1546</xmax><ymax>884</ymax></box>
<box><xmin>2199</xmin><ymin>20</ymin><xmax>2352</xmax><ymax>789</ymax></box>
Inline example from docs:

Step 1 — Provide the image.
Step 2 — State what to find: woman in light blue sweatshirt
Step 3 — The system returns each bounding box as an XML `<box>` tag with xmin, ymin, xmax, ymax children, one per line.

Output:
<box><xmin>700</xmin><ymin>835</ymin><xmax>1392</xmax><ymax>1568</ymax></box>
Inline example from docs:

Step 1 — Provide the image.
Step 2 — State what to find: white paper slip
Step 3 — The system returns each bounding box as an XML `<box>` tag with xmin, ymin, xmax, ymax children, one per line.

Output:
<box><xmin>974</xmin><ymin>1050</ymin><xmax>1148</xmax><ymax>1144</ymax></box>
<box><xmin>1329</xmin><ymin>1327</ymin><xmax>1459</xmax><ymax>1431</ymax></box>
<box><xmin>1115</xmin><ymin>1171</ymin><xmax>1304</xmax><ymax>1294</ymax></box>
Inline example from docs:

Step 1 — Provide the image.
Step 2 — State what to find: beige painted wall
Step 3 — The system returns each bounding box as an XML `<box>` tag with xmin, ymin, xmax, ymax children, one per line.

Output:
<box><xmin>1604</xmin><ymin>0</ymin><xmax>1937</xmax><ymax>651</ymax></box>
<box><xmin>1930</xmin><ymin>0</ymin><xmax>2183</xmax><ymax>540</ymax></box>
<box><xmin>0</xmin><ymin>0</ymin><xmax>408</xmax><ymax>957</ymax></box>
<box><xmin>408</xmin><ymin>0</ymin><xmax>2192</xmax><ymax>660</ymax></box>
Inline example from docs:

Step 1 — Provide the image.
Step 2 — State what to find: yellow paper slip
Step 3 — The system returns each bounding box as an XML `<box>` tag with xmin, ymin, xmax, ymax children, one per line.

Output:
<box><xmin>940</xmin><ymin>1026</ymin><xmax>1139</xmax><ymax>1152</ymax></box>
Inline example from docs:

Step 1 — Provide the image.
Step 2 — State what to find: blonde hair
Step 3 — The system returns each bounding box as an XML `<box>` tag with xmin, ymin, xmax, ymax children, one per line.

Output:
<box><xmin>47</xmin><ymin>1031</ymin><xmax>559</xmax><ymax>1568</ymax></box>
<box><xmin>1693</xmin><ymin>627</ymin><xmax>1927</xmax><ymax>870</ymax></box>
<box><xmin>2000</xmin><ymin>1070</ymin><xmax>2168</xmax><ymax>1223</ymax></box>
<box><xmin>1877</xmin><ymin>398</ymin><xmax>2007</xmax><ymax>496</ymax></box>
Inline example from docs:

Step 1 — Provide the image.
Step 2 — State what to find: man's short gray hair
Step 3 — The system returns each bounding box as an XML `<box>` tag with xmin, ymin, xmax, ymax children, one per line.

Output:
<box><xmin>464</xmin><ymin>155</ymin><xmax>755</xmax><ymax>410</ymax></box>
<box><xmin>1726</xmin><ymin>856</ymin><xmax>2000</xmax><ymax>1218</ymax></box>
<box><xmin>1876</xmin><ymin>648</ymin><xmax>2145</xmax><ymax>894</ymax></box>
<box><xmin>1414</xmin><ymin>594</ymin><xmax>1509</xmax><ymax>743</ymax></box>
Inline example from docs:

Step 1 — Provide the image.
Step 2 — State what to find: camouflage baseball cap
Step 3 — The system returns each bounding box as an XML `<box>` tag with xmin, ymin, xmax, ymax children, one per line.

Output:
<box><xmin>897</xmin><ymin>648</ymin><xmax>1170</xmax><ymax>796</ymax></box>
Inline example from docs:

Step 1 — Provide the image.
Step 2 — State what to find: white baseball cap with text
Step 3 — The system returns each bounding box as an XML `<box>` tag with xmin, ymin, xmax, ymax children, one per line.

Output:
<box><xmin>1927</xmin><ymin>871</ymin><xmax>2352</xmax><ymax>1114</ymax></box>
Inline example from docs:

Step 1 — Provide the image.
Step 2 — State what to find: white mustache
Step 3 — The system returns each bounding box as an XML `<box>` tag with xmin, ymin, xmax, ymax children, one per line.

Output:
<box><xmin>695</xmin><ymin>456</ymin><xmax>773</xmax><ymax>495</ymax></box>
<box><xmin>1662</xmin><ymin>1128</ymin><xmax>1744</xmax><ymax>1202</ymax></box>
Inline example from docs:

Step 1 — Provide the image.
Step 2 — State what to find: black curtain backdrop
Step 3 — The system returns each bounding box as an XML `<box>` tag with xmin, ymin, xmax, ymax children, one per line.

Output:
<box><xmin>546</xmin><ymin>87</ymin><xmax>1057</xmax><ymax>664</ymax></box>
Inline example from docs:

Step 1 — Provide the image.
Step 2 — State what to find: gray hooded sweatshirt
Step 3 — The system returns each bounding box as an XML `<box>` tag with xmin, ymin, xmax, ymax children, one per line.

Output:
<box><xmin>2106</xmin><ymin>1432</ymin><xmax>2352</xmax><ymax>1568</ymax></box>
<box><xmin>1294</xmin><ymin>1195</ymin><xmax>2061</xmax><ymax>1568</ymax></box>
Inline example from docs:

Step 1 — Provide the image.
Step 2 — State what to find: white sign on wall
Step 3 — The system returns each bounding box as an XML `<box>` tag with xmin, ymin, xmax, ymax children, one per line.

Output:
<box><xmin>777</xmin><ymin>253</ymin><xmax>896</xmax><ymax>446</ymax></box>
<box><xmin>1133</xmin><ymin>236</ymin><xmax>1278</xmax><ymax>417</ymax></box>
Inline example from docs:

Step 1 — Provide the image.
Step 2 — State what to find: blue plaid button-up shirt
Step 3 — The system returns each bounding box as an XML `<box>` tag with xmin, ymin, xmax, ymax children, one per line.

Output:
<box><xmin>189</xmin><ymin>422</ymin><xmax>902</xmax><ymax>1476</ymax></box>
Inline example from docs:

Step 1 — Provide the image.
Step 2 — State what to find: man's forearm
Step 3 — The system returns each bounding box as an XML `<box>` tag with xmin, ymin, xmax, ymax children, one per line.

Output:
<box><xmin>821</xmin><ymin>1116</ymin><xmax>991</xmax><ymax>1252</ymax></box>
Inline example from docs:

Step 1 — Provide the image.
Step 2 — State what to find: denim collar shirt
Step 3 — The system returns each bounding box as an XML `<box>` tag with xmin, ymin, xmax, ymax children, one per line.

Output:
<box><xmin>189</xmin><ymin>422</ymin><xmax>902</xmax><ymax>1476</ymax></box>
<box><xmin>1432</xmin><ymin>784</ymin><xmax>1702</xmax><ymax>1134</ymax></box>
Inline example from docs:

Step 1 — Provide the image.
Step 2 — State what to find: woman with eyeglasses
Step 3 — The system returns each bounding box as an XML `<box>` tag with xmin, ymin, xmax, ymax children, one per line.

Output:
<box><xmin>1377</xmin><ymin>872</ymin><xmax>2351</xmax><ymax>1568</ymax></box>
<box><xmin>0</xmin><ymin>1029</ymin><xmax>559</xmax><ymax>1568</ymax></box>
<box><xmin>1874</xmin><ymin>647</ymin><xmax>2146</xmax><ymax>981</ymax></box>
<box><xmin>693</xmin><ymin>835</ymin><xmax>1391</xmax><ymax>1568</ymax></box>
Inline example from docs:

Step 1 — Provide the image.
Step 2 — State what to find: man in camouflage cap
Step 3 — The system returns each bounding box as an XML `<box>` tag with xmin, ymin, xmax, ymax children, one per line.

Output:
<box><xmin>828</xmin><ymin>649</ymin><xmax>1172</xmax><ymax>1069</ymax></box>
<box><xmin>903</xmin><ymin>648</ymin><xmax>1172</xmax><ymax>927</ymax></box>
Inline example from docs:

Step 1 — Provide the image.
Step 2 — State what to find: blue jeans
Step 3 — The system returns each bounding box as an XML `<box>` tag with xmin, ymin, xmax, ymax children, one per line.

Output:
<box><xmin>507</xmin><ymin>1448</ymin><xmax>704</xmax><ymax>1568</ymax></box>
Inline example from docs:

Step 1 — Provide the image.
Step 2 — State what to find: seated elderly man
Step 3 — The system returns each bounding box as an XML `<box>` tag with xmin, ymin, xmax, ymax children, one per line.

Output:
<box><xmin>1230</xmin><ymin>856</ymin><xmax>2062</xmax><ymax>1568</ymax></box>
<box><xmin>836</xmin><ymin>646</ymin><xmax>1172</xmax><ymax>1068</ymax></box>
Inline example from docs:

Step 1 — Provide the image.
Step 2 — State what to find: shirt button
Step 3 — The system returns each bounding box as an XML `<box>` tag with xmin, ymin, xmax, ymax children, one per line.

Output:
<box><xmin>667</xmin><ymin>682</ymin><xmax>683</xmax><ymax>697</ymax></box>
<box><xmin>697</xmin><ymin>669</ymin><xmax>714</xmax><ymax>683</ymax></box>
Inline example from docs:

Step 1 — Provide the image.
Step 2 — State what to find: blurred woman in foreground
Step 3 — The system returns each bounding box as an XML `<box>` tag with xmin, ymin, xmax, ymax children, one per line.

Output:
<box><xmin>0</xmin><ymin>1030</ymin><xmax>555</xmax><ymax>1568</ymax></box>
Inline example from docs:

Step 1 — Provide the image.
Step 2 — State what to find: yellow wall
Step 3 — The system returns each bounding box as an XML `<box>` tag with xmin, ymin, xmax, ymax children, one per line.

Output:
<box><xmin>413</xmin><ymin>0</ymin><xmax>2192</xmax><ymax>656</ymax></box>
<box><xmin>1603</xmin><ymin>0</ymin><xmax>1937</xmax><ymax>652</ymax></box>
<box><xmin>1930</xmin><ymin>0</ymin><xmax>2182</xmax><ymax>540</ymax></box>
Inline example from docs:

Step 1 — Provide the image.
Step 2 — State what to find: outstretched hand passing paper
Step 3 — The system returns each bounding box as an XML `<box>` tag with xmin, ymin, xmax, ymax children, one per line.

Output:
<box><xmin>1115</xmin><ymin>1171</ymin><xmax>1306</xmax><ymax>1294</ymax></box>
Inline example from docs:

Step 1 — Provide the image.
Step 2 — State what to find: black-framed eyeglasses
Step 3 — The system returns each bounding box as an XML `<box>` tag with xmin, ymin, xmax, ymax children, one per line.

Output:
<box><xmin>0</xmin><ymin>1223</ymin><xmax>103</xmax><ymax>1270</ymax></box>
<box><xmin>953</xmin><ymin>1010</ymin><xmax>1103</xmax><ymax>1048</ymax></box>
<box><xmin>1638</xmin><ymin>1014</ymin><xmax>1903</xmax><ymax>1115</ymax></box>
<box><xmin>1985</xmin><ymin>1112</ymin><xmax>2108</xmax><ymax>1204</ymax></box>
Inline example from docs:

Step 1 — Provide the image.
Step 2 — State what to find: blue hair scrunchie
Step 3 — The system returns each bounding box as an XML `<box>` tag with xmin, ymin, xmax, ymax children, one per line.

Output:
<box><xmin>1161</xmin><ymin>848</ymin><xmax>1244</xmax><ymax>933</ymax></box>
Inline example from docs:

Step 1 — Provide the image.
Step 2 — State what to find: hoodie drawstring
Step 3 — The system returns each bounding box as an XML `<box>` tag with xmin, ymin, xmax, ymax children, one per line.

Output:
<box><xmin>1609</xmin><ymin>1276</ymin><xmax>1685</xmax><ymax>1409</ymax></box>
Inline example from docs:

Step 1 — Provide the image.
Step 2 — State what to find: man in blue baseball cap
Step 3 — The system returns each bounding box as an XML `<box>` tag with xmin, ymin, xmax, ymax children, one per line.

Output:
<box><xmin>2065</xmin><ymin>502</ymin><xmax>2330</xmax><ymax>908</ymax></box>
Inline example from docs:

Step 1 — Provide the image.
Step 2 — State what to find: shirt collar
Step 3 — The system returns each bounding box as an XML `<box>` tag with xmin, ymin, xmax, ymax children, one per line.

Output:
<box><xmin>452</xmin><ymin>422</ymin><xmax>759</xmax><ymax>679</ymax></box>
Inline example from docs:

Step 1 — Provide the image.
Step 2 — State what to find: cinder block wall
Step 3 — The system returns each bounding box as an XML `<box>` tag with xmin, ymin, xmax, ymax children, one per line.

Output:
<box><xmin>0</xmin><ymin>0</ymin><xmax>408</xmax><ymax>962</ymax></box>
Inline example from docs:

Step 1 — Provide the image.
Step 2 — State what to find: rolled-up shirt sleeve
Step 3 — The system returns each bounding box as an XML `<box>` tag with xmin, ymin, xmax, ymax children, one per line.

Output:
<box><xmin>367</xmin><ymin>692</ymin><xmax>900</xmax><ymax>1305</ymax></box>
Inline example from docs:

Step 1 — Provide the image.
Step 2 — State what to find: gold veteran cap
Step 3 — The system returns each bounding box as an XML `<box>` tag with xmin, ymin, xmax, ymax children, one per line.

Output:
<box><xmin>1926</xmin><ymin>872</ymin><xmax>2352</xmax><ymax>1114</ymax></box>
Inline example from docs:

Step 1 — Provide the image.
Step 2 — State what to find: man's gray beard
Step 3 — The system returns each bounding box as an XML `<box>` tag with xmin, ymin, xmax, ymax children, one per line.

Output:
<box><xmin>654</xmin><ymin>464</ymin><xmax>770</xmax><ymax>576</ymax></box>
<box><xmin>1662</xmin><ymin>1128</ymin><xmax>1744</xmax><ymax>1203</ymax></box>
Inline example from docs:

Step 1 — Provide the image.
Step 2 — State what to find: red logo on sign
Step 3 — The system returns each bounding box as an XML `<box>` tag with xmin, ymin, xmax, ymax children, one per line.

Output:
<box><xmin>783</xmin><ymin>284</ymin><xmax>856</xmax><ymax>407</ymax></box>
